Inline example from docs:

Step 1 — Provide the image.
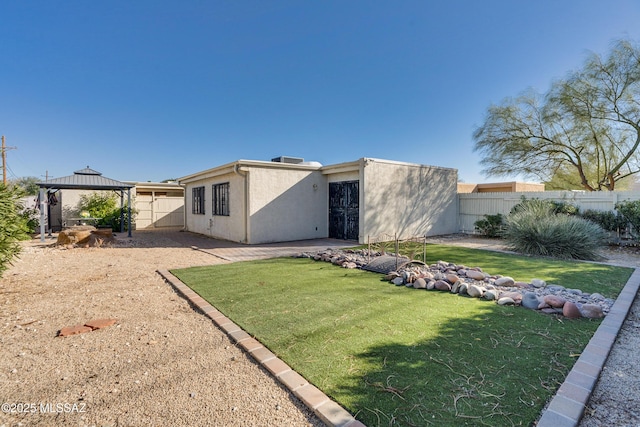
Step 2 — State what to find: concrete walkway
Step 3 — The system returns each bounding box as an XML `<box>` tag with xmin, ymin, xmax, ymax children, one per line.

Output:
<box><xmin>151</xmin><ymin>230</ymin><xmax>640</xmax><ymax>427</ymax></box>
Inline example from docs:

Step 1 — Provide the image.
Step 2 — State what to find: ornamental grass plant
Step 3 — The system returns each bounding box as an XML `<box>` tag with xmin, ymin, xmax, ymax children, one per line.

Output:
<box><xmin>504</xmin><ymin>199</ymin><xmax>606</xmax><ymax>260</ymax></box>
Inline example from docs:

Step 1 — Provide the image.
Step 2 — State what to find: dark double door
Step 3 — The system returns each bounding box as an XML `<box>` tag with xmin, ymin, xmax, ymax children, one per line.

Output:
<box><xmin>329</xmin><ymin>181</ymin><xmax>359</xmax><ymax>241</ymax></box>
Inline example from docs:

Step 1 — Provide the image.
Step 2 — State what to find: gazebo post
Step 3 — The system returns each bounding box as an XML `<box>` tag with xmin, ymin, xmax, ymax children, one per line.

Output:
<box><xmin>127</xmin><ymin>188</ymin><xmax>132</xmax><ymax>238</ymax></box>
<box><xmin>39</xmin><ymin>187</ymin><xmax>46</xmax><ymax>243</ymax></box>
<box><xmin>119</xmin><ymin>190</ymin><xmax>124</xmax><ymax>233</ymax></box>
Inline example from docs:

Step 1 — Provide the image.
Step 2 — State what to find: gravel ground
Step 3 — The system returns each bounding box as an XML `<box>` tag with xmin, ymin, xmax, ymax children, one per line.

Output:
<box><xmin>0</xmin><ymin>230</ymin><xmax>324</xmax><ymax>427</ymax></box>
<box><xmin>1</xmin><ymin>231</ymin><xmax>638</xmax><ymax>427</ymax></box>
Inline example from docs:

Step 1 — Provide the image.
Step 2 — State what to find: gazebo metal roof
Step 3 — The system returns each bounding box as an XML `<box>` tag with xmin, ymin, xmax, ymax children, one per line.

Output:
<box><xmin>37</xmin><ymin>166</ymin><xmax>134</xmax><ymax>190</ymax></box>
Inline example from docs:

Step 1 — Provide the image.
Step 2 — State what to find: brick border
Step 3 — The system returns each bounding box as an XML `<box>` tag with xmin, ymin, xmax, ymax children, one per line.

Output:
<box><xmin>157</xmin><ymin>269</ymin><xmax>365</xmax><ymax>427</ymax></box>
<box><xmin>536</xmin><ymin>268</ymin><xmax>640</xmax><ymax>427</ymax></box>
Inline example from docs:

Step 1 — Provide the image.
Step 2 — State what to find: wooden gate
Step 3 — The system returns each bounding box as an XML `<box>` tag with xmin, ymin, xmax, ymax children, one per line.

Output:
<box><xmin>329</xmin><ymin>181</ymin><xmax>359</xmax><ymax>240</ymax></box>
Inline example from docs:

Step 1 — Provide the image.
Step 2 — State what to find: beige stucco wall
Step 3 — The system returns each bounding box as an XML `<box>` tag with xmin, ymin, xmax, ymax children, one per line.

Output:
<box><xmin>246</xmin><ymin>166</ymin><xmax>328</xmax><ymax>243</ymax></box>
<box><xmin>361</xmin><ymin>158</ymin><xmax>458</xmax><ymax>241</ymax></box>
<box><xmin>183</xmin><ymin>170</ymin><xmax>247</xmax><ymax>242</ymax></box>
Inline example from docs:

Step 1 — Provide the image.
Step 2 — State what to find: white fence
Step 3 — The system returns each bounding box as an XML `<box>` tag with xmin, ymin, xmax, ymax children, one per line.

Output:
<box><xmin>458</xmin><ymin>191</ymin><xmax>640</xmax><ymax>233</ymax></box>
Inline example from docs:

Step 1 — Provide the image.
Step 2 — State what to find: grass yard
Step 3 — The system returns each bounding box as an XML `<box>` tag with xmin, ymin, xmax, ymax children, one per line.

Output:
<box><xmin>171</xmin><ymin>245</ymin><xmax>632</xmax><ymax>427</ymax></box>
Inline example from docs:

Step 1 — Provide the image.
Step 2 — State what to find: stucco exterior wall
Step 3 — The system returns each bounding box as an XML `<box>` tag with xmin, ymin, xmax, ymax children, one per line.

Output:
<box><xmin>183</xmin><ymin>171</ymin><xmax>247</xmax><ymax>242</ymax></box>
<box><xmin>247</xmin><ymin>166</ymin><xmax>327</xmax><ymax>243</ymax></box>
<box><xmin>361</xmin><ymin>159</ymin><xmax>458</xmax><ymax>241</ymax></box>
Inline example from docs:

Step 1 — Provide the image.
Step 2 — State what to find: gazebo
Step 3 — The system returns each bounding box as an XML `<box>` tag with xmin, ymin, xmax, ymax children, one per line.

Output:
<box><xmin>36</xmin><ymin>167</ymin><xmax>134</xmax><ymax>242</ymax></box>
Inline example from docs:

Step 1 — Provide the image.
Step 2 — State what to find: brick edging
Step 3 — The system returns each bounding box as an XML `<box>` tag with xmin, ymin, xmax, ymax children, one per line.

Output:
<box><xmin>536</xmin><ymin>268</ymin><xmax>640</xmax><ymax>427</ymax></box>
<box><xmin>157</xmin><ymin>269</ymin><xmax>365</xmax><ymax>427</ymax></box>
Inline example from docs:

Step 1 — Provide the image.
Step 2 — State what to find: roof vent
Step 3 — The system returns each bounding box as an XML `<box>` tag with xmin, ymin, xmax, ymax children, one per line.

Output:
<box><xmin>271</xmin><ymin>156</ymin><xmax>304</xmax><ymax>164</ymax></box>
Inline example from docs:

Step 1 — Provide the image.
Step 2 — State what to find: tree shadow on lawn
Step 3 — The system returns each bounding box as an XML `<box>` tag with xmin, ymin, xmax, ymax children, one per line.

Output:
<box><xmin>330</xmin><ymin>301</ymin><xmax>599</xmax><ymax>427</ymax></box>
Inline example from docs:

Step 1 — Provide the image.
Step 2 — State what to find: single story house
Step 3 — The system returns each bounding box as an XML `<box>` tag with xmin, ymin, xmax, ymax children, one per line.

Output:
<box><xmin>178</xmin><ymin>157</ymin><xmax>458</xmax><ymax>244</ymax></box>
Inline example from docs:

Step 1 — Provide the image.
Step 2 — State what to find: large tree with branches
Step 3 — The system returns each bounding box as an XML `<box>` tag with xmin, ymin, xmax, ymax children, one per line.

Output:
<box><xmin>474</xmin><ymin>39</ymin><xmax>640</xmax><ymax>191</ymax></box>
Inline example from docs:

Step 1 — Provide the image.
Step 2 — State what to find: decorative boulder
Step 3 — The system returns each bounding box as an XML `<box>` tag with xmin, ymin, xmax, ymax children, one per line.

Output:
<box><xmin>392</xmin><ymin>277</ymin><xmax>405</xmax><ymax>286</ymax></box>
<box><xmin>413</xmin><ymin>278</ymin><xmax>427</xmax><ymax>289</ymax></box>
<box><xmin>498</xmin><ymin>297</ymin><xmax>516</xmax><ymax>306</ymax></box>
<box><xmin>494</xmin><ymin>277</ymin><xmax>515</xmax><ymax>287</ymax></box>
<box><xmin>434</xmin><ymin>280</ymin><xmax>451</xmax><ymax>291</ymax></box>
<box><xmin>521</xmin><ymin>292</ymin><xmax>540</xmax><ymax>309</ymax></box>
<box><xmin>531</xmin><ymin>279</ymin><xmax>546</xmax><ymax>288</ymax></box>
<box><xmin>579</xmin><ymin>304</ymin><xmax>604</xmax><ymax>319</ymax></box>
<box><xmin>466</xmin><ymin>270</ymin><xmax>486</xmax><ymax>281</ymax></box>
<box><xmin>445</xmin><ymin>274</ymin><xmax>459</xmax><ymax>284</ymax></box>
<box><xmin>467</xmin><ymin>284</ymin><xmax>484</xmax><ymax>298</ymax></box>
<box><xmin>543</xmin><ymin>295</ymin><xmax>566</xmax><ymax>308</ymax></box>
<box><xmin>563</xmin><ymin>302</ymin><xmax>582</xmax><ymax>319</ymax></box>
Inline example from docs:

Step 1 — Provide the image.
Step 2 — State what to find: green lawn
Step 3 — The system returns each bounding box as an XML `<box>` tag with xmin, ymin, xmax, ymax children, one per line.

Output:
<box><xmin>171</xmin><ymin>245</ymin><xmax>632</xmax><ymax>427</ymax></box>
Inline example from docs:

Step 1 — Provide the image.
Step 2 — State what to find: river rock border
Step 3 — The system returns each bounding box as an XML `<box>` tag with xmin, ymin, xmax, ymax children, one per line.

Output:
<box><xmin>296</xmin><ymin>249</ymin><xmax>614</xmax><ymax>319</ymax></box>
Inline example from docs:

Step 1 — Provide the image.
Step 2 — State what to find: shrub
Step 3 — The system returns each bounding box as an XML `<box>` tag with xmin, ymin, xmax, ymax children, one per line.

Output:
<box><xmin>77</xmin><ymin>192</ymin><xmax>137</xmax><ymax>231</ymax></box>
<box><xmin>504</xmin><ymin>202</ymin><xmax>605</xmax><ymax>260</ymax></box>
<box><xmin>580</xmin><ymin>209</ymin><xmax>627</xmax><ymax>233</ymax></box>
<box><xmin>0</xmin><ymin>184</ymin><xmax>31</xmax><ymax>277</ymax></box>
<box><xmin>474</xmin><ymin>213</ymin><xmax>505</xmax><ymax>238</ymax></box>
<box><xmin>510</xmin><ymin>197</ymin><xmax>579</xmax><ymax>216</ymax></box>
<box><xmin>615</xmin><ymin>200</ymin><xmax>640</xmax><ymax>238</ymax></box>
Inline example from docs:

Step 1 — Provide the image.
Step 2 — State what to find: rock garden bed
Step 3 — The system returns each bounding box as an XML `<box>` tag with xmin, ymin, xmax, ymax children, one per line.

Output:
<box><xmin>298</xmin><ymin>249</ymin><xmax>614</xmax><ymax>319</ymax></box>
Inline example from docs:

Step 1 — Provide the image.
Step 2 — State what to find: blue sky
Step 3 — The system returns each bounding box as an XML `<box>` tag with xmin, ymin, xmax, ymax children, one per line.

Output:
<box><xmin>2</xmin><ymin>1</ymin><xmax>640</xmax><ymax>184</ymax></box>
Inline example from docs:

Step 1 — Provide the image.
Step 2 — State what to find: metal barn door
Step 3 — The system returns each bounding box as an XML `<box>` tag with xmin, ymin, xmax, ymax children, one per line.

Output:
<box><xmin>329</xmin><ymin>181</ymin><xmax>359</xmax><ymax>240</ymax></box>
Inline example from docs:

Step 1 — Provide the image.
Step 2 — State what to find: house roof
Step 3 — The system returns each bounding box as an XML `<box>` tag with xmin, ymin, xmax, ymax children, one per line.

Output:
<box><xmin>37</xmin><ymin>166</ymin><xmax>134</xmax><ymax>190</ymax></box>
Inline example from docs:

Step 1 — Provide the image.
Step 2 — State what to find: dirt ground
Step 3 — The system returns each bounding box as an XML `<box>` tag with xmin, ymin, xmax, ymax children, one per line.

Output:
<box><xmin>0</xmin><ymin>230</ymin><xmax>325</xmax><ymax>427</ymax></box>
<box><xmin>1</xmin><ymin>231</ymin><xmax>638</xmax><ymax>427</ymax></box>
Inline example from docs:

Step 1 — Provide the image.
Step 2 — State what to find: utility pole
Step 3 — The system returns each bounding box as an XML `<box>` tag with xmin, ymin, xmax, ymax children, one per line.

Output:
<box><xmin>1</xmin><ymin>135</ymin><xmax>17</xmax><ymax>185</ymax></box>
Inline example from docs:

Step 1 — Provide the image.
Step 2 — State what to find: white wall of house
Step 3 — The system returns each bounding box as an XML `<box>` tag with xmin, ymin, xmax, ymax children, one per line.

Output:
<box><xmin>183</xmin><ymin>168</ymin><xmax>247</xmax><ymax>242</ymax></box>
<box><xmin>361</xmin><ymin>159</ymin><xmax>458</xmax><ymax>241</ymax></box>
<box><xmin>247</xmin><ymin>166</ymin><xmax>328</xmax><ymax>243</ymax></box>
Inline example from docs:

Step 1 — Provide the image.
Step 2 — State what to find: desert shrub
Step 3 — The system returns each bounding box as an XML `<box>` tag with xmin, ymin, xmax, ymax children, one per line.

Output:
<box><xmin>510</xmin><ymin>197</ymin><xmax>579</xmax><ymax>216</ymax></box>
<box><xmin>580</xmin><ymin>209</ymin><xmax>627</xmax><ymax>233</ymax></box>
<box><xmin>474</xmin><ymin>213</ymin><xmax>505</xmax><ymax>238</ymax></box>
<box><xmin>77</xmin><ymin>192</ymin><xmax>137</xmax><ymax>231</ymax></box>
<box><xmin>504</xmin><ymin>202</ymin><xmax>605</xmax><ymax>260</ymax></box>
<box><xmin>615</xmin><ymin>200</ymin><xmax>640</xmax><ymax>238</ymax></box>
<box><xmin>0</xmin><ymin>184</ymin><xmax>31</xmax><ymax>277</ymax></box>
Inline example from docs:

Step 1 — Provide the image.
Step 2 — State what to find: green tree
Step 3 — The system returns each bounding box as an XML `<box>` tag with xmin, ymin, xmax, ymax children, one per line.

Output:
<box><xmin>0</xmin><ymin>184</ymin><xmax>31</xmax><ymax>277</ymax></box>
<box><xmin>474</xmin><ymin>39</ymin><xmax>640</xmax><ymax>191</ymax></box>
<box><xmin>10</xmin><ymin>176</ymin><xmax>40</xmax><ymax>195</ymax></box>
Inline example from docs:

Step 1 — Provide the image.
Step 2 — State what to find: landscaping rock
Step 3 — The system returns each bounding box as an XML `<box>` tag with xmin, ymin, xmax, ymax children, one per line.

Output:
<box><xmin>563</xmin><ymin>302</ymin><xmax>582</xmax><ymax>319</ymax></box>
<box><xmin>543</xmin><ymin>295</ymin><xmax>566</xmax><ymax>308</ymax></box>
<box><xmin>467</xmin><ymin>284</ymin><xmax>484</xmax><ymax>298</ymax></box>
<box><xmin>392</xmin><ymin>277</ymin><xmax>404</xmax><ymax>286</ymax></box>
<box><xmin>521</xmin><ymin>292</ymin><xmax>540</xmax><ymax>309</ymax></box>
<box><xmin>531</xmin><ymin>279</ymin><xmax>546</xmax><ymax>288</ymax></box>
<box><xmin>308</xmin><ymin>249</ymin><xmax>617</xmax><ymax>320</ymax></box>
<box><xmin>445</xmin><ymin>274</ymin><xmax>459</xmax><ymax>284</ymax></box>
<box><xmin>413</xmin><ymin>278</ymin><xmax>427</xmax><ymax>289</ymax></box>
<box><xmin>580</xmin><ymin>304</ymin><xmax>605</xmax><ymax>319</ymax></box>
<box><xmin>494</xmin><ymin>276</ymin><xmax>515</xmax><ymax>287</ymax></box>
<box><xmin>434</xmin><ymin>280</ymin><xmax>451</xmax><ymax>291</ymax></box>
<box><xmin>466</xmin><ymin>270</ymin><xmax>486</xmax><ymax>281</ymax></box>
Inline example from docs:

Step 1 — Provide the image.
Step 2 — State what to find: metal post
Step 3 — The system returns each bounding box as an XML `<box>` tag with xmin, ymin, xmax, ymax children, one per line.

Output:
<box><xmin>119</xmin><ymin>190</ymin><xmax>124</xmax><ymax>233</ymax></box>
<box><xmin>39</xmin><ymin>187</ymin><xmax>46</xmax><ymax>242</ymax></box>
<box><xmin>127</xmin><ymin>188</ymin><xmax>132</xmax><ymax>238</ymax></box>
